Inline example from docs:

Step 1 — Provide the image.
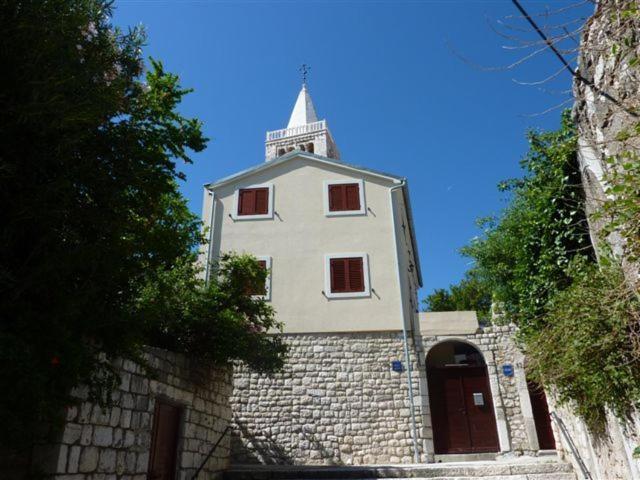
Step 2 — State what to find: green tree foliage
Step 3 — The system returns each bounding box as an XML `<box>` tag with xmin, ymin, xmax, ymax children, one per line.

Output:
<box><xmin>422</xmin><ymin>271</ymin><xmax>492</xmax><ymax>323</ymax></box>
<box><xmin>457</xmin><ymin>111</ymin><xmax>640</xmax><ymax>429</ymax></box>
<box><xmin>0</xmin><ymin>0</ymin><xmax>286</xmax><ymax>450</ymax></box>
<box><xmin>461</xmin><ymin>111</ymin><xmax>594</xmax><ymax>333</ymax></box>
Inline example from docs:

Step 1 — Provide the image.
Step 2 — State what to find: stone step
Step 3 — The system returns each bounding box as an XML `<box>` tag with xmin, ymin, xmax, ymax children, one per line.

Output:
<box><xmin>224</xmin><ymin>461</ymin><xmax>576</xmax><ymax>480</ymax></box>
<box><xmin>269</xmin><ymin>476</ymin><xmax>575</xmax><ymax>480</ymax></box>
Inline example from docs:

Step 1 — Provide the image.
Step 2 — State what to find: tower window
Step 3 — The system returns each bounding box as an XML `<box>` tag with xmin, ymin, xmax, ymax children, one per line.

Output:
<box><xmin>277</xmin><ymin>148</ymin><xmax>286</xmax><ymax>157</ymax></box>
<box><xmin>306</xmin><ymin>143</ymin><xmax>314</xmax><ymax>153</ymax></box>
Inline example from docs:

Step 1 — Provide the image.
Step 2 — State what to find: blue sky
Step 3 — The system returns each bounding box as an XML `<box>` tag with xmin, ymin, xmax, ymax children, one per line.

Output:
<box><xmin>113</xmin><ymin>0</ymin><xmax>591</xmax><ymax>300</ymax></box>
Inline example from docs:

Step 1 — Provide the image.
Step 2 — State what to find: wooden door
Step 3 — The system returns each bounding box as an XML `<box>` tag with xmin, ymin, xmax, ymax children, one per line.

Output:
<box><xmin>461</xmin><ymin>367</ymin><xmax>500</xmax><ymax>452</ymax></box>
<box><xmin>428</xmin><ymin>367</ymin><xmax>500</xmax><ymax>454</ymax></box>
<box><xmin>148</xmin><ymin>400</ymin><xmax>181</xmax><ymax>480</ymax></box>
<box><xmin>527</xmin><ymin>380</ymin><xmax>556</xmax><ymax>450</ymax></box>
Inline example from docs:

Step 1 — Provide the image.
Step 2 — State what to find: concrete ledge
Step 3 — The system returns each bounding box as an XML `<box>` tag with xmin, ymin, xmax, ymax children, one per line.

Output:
<box><xmin>419</xmin><ymin>311</ymin><xmax>480</xmax><ymax>336</ymax></box>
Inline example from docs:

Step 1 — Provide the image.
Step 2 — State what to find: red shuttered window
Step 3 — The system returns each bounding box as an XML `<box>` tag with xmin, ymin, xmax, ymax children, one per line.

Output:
<box><xmin>238</xmin><ymin>187</ymin><xmax>269</xmax><ymax>216</ymax></box>
<box><xmin>328</xmin><ymin>183</ymin><xmax>361</xmax><ymax>212</ymax></box>
<box><xmin>330</xmin><ymin>257</ymin><xmax>364</xmax><ymax>293</ymax></box>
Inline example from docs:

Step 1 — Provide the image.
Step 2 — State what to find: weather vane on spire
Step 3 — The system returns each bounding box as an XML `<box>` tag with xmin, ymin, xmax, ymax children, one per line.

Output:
<box><xmin>299</xmin><ymin>64</ymin><xmax>310</xmax><ymax>85</ymax></box>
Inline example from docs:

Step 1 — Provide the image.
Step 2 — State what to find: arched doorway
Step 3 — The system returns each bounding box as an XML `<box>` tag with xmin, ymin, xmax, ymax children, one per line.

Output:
<box><xmin>427</xmin><ymin>340</ymin><xmax>500</xmax><ymax>454</ymax></box>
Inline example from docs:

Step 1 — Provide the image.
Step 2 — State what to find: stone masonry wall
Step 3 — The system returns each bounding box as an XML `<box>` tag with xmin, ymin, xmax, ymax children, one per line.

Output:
<box><xmin>573</xmin><ymin>0</ymin><xmax>640</xmax><ymax>286</ymax></box>
<box><xmin>549</xmin><ymin>398</ymin><xmax>640</xmax><ymax>480</ymax></box>
<box><xmin>30</xmin><ymin>348</ymin><xmax>232</xmax><ymax>480</ymax></box>
<box><xmin>230</xmin><ymin>327</ymin><xmax>534</xmax><ymax>466</ymax></box>
<box><xmin>419</xmin><ymin>325</ymin><xmax>536</xmax><ymax>456</ymax></box>
<box><xmin>230</xmin><ymin>332</ymin><xmax>426</xmax><ymax>465</ymax></box>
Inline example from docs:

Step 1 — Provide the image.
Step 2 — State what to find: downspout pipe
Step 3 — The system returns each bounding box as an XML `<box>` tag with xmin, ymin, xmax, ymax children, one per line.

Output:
<box><xmin>204</xmin><ymin>188</ymin><xmax>217</xmax><ymax>287</ymax></box>
<box><xmin>389</xmin><ymin>180</ymin><xmax>420</xmax><ymax>463</ymax></box>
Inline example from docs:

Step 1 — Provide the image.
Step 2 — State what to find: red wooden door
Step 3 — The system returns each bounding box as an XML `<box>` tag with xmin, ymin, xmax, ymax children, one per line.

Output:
<box><xmin>461</xmin><ymin>368</ymin><xmax>500</xmax><ymax>452</ymax></box>
<box><xmin>428</xmin><ymin>367</ymin><xmax>500</xmax><ymax>454</ymax></box>
<box><xmin>527</xmin><ymin>380</ymin><xmax>556</xmax><ymax>450</ymax></box>
<box><xmin>148</xmin><ymin>400</ymin><xmax>181</xmax><ymax>480</ymax></box>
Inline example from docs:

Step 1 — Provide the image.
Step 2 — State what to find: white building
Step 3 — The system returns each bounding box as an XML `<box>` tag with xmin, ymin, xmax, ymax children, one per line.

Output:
<box><xmin>200</xmin><ymin>85</ymin><xmax>560</xmax><ymax>466</ymax></box>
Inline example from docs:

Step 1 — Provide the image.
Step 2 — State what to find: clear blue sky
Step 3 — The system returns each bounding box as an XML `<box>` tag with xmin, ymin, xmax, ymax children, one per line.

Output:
<box><xmin>113</xmin><ymin>0</ymin><xmax>592</xmax><ymax>301</ymax></box>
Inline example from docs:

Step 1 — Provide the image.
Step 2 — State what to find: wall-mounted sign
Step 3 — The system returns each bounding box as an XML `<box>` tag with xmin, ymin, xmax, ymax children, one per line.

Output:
<box><xmin>391</xmin><ymin>360</ymin><xmax>404</xmax><ymax>372</ymax></box>
<box><xmin>473</xmin><ymin>392</ymin><xmax>485</xmax><ymax>406</ymax></box>
<box><xmin>502</xmin><ymin>364</ymin><xmax>514</xmax><ymax>377</ymax></box>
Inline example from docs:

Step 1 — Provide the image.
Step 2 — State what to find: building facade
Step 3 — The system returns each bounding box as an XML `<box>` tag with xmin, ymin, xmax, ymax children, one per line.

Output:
<box><xmin>201</xmin><ymin>85</ymin><xmax>559</xmax><ymax>465</ymax></box>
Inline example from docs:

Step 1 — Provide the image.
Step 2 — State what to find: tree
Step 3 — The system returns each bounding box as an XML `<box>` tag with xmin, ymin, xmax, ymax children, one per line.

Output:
<box><xmin>0</xmin><ymin>0</ymin><xmax>286</xmax><ymax>450</ymax></box>
<box><xmin>422</xmin><ymin>271</ymin><xmax>492</xmax><ymax>323</ymax></box>
<box><xmin>461</xmin><ymin>111</ymin><xmax>593</xmax><ymax>331</ymax></box>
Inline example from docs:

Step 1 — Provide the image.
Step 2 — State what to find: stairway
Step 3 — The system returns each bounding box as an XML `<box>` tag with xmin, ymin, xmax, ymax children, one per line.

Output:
<box><xmin>224</xmin><ymin>457</ymin><xmax>576</xmax><ymax>480</ymax></box>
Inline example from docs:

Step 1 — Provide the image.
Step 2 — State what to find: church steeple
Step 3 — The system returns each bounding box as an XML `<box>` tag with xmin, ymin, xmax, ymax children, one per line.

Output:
<box><xmin>265</xmin><ymin>81</ymin><xmax>340</xmax><ymax>162</ymax></box>
<box><xmin>287</xmin><ymin>84</ymin><xmax>319</xmax><ymax>128</ymax></box>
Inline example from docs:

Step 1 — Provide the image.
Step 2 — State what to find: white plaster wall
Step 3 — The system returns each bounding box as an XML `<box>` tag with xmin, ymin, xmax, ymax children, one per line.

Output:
<box><xmin>202</xmin><ymin>156</ymin><xmax>411</xmax><ymax>333</ymax></box>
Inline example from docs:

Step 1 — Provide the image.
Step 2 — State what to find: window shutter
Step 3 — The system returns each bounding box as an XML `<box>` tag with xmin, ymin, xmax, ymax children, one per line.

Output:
<box><xmin>345</xmin><ymin>184</ymin><xmax>360</xmax><ymax>211</ymax></box>
<box><xmin>330</xmin><ymin>257</ymin><xmax>365</xmax><ymax>293</ymax></box>
<box><xmin>239</xmin><ymin>189</ymin><xmax>255</xmax><ymax>215</ymax></box>
<box><xmin>238</xmin><ymin>187</ymin><xmax>269</xmax><ymax>216</ymax></box>
<box><xmin>328</xmin><ymin>183</ymin><xmax>360</xmax><ymax>212</ymax></box>
<box><xmin>330</xmin><ymin>258</ymin><xmax>347</xmax><ymax>292</ymax></box>
<box><xmin>347</xmin><ymin>257</ymin><xmax>364</xmax><ymax>291</ymax></box>
<box><xmin>254</xmin><ymin>188</ymin><xmax>269</xmax><ymax>214</ymax></box>
<box><xmin>328</xmin><ymin>185</ymin><xmax>344</xmax><ymax>212</ymax></box>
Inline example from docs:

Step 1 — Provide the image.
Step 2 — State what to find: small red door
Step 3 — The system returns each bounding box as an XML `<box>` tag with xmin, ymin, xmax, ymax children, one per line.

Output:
<box><xmin>527</xmin><ymin>380</ymin><xmax>556</xmax><ymax>450</ymax></box>
<box><xmin>429</xmin><ymin>367</ymin><xmax>500</xmax><ymax>454</ymax></box>
<box><xmin>148</xmin><ymin>400</ymin><xmax>181</xmax><ymax>480</ymax></box>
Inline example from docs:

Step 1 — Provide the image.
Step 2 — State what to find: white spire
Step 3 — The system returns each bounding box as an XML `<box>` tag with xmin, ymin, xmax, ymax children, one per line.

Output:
<box><xmin>287</xmin><ymin>84</ymin><xmax>319</xmax><ymax>128</ymax></box>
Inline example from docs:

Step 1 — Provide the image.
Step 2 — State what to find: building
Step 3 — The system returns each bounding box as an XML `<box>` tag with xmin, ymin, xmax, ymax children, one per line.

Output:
<box><xmin>200</xmin><ymin>84</ymin><xmax>560</xmax><ymax>466</ymax></box>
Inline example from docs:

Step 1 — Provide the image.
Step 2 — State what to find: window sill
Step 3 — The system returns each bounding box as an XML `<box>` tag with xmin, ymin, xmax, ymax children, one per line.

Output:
<box><xmin>325</xmin><ymin>210</ymin><xmax>366</xmax><ymax>217</ymax></box>
<box><xmin>232</xmin><ymin>213</ymin><xmax>274</xmax><ymax>221</ymax></box>
<box><xmin>325</xmin><ymin>290</ymin><xmax>370</xmax><ymax>299</ymax></box>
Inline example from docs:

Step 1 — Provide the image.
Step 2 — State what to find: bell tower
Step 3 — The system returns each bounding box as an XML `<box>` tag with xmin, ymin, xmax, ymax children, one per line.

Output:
<box><xmin>265</xmin><ymin>82</ymin><xmax>340</xmax><ymax>162</ymax></box>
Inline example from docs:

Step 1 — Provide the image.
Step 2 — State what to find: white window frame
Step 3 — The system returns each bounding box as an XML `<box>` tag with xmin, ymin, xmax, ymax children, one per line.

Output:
<box><xmin>252</xmin><ymin>255</ymin><xmax>272</xmax><ymax>301</ymax></box>
<box><xmin>232</xmin><ymin>183</ymin><xmax>274</xmax><ymax>220</ymax></box>
<box><xmin>324</xmin><ymin>253</ymin><xmax>371</xmax><ymax>299</ymax></box>
<box><xmin>323</xmin><ymin>179</ymin><xmax>366</xmax><ymax>217</ymax></box>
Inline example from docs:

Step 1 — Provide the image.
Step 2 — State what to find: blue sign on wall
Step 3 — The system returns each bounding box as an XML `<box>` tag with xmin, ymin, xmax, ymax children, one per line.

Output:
<box><xmin>502</xmin><ymin>364</ymin><xmax>514</xmax><ymax>377</ymax></box>
<box><xmin>391</xmin><ymin>360</ymin><xmax>404</xmax><ymax>372</ymax></box>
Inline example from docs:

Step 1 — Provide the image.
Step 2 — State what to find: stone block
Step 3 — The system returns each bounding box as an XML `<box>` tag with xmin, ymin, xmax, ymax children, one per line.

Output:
<box><xmin>98</xmin><ymin>449</ymin><xmax>117</xmax><ymax>473</ymax></box>
<box><xmin>79</xmin><ymin>446</ymin><xmax>99</xmax><ymax>473</ymax></box>
<box><xmin>93</xmin><ymin>426</ymin><xmax>113</xmax><ymax>447</ymax></box>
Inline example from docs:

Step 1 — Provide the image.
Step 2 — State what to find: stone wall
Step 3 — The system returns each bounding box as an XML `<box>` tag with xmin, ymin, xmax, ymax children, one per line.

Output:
<box><xmin>30</xmin><ymin>348</ymin><xmax>232</xmax><ymax>480</ymax></box>
<box><xmin>230</xmin><ymin>332</ymin><xmax>426</xmax><ymax>465</ymax></box>
<box><xmin>544</xmin><ymin>3</ymin><xmax>640</xmax><ymax>478</ymax></box>
<box><xmin>549</xmin><ymin>399</ymin><xmax>640</xmax><ymax>480</ymax></box>
<box><xmin>573</xmin><ymin>0</ymin><xmax>640</xmax><ymax>285</ymax></box>
<box><xmin>230</xmin><ymin>327</ymin><xmax>536</xmax><ymax>466</ymax></box>
<box><xmin>419</xmin><ymin>325</ymin><xmax>537</xmax><ymax>456</ymax></box>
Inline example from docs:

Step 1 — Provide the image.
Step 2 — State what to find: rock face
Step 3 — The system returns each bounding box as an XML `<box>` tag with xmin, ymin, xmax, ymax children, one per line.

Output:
<box><xmin>29</xmin><ymin>348</ymin><xmax>233</xmax><ymax>480</ymax></box>
<box><xmin>573</xmin><ymin>0</ymin><xmax>640</xmax><ymax>285</ymax></box>
<box><xmin>230</xmin><ymin>327</ymin><xmax>537</xmax><ymax>465</ymax></box>
<box><xmin>549</xmin><ymin>2</ymin><xmax>640</xmax><ymax>478</ymax></box>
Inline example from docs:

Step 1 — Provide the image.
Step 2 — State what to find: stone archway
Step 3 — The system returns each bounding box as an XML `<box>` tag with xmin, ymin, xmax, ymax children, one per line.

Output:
<box><xmin>426</xmin><ymin>340</ymin><xmax>500</xmax><ymax>454</ymax></box>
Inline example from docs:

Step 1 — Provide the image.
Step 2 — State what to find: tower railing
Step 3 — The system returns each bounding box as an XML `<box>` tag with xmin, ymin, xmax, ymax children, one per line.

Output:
<box><xmin>266</xmin><ymin>120</ymin><xmax>326</xmax><ymax>141</ymax></box>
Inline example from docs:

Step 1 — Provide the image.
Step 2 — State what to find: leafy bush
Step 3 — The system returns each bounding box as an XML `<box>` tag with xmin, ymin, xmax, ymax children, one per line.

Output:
<box><xmin>526</xmin><ymin>258</ymin><xmax>640</xmax><ymax>430</ymax></box>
